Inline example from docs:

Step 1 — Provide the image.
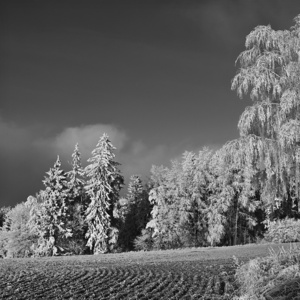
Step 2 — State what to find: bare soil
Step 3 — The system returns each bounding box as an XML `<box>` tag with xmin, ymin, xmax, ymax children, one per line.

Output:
<box><xmin>0</xmin><ymin>243</ymin><xmax>298</xmax><ymax>299</ymax></box>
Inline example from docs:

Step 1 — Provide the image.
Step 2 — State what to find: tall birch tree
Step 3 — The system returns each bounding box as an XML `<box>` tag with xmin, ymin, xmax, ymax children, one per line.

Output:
<box><xmin>231</xmin><ymin>15</ymin><xmax>300</xmax><ymax>219</ymax></box>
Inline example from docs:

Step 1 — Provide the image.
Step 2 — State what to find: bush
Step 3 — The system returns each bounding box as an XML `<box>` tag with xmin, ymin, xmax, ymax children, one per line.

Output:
<box><xmin>264</xmin><ymin>218</ymin><xmax>300</xmax><ymax>243</ymax></box>
<box><xmin>134</xmin><ymin>229</ymin><xmax>154</xmax><ymax>251</ymax></box>
<box><xmin>233</xmin><ymin>244</ymin><xmax>300</xmax><ymax>299</ymax></box>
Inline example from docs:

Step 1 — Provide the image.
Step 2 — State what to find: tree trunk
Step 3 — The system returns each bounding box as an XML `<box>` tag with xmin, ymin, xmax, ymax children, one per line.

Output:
<box><xmin>234</xmin><ymin>205</ymin><xmax>238</xmax><ymax>246</ymax></box>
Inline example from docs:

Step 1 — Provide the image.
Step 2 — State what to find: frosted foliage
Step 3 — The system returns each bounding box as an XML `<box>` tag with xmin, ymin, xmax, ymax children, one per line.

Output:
<box><xmin>147</xmin><ymin>149</ymin><xmax>214</xmax><ymax>248</ymax></box>
<box><xmin>31</xmin><ymin>156</ymin><xmax>71</xmax><ymax>256</ymax></box>
<box><xmin>231</xmin><ymin>15</ymin><xmax>300</xmax><ymax>212</ymax></box>
<box><xmin>68</xmin><ymin>144</ymin><xmax>85</xmax><ymax>183</ymax></box>
<box><xmin>127</xmin><ymin>175</ymin><xmax>143</xmax><ymax>201</ymax></box>
<box><xmin>84</xmin><ymin>133</ymin><xmax>123</xmax><ymax>254</ymax></box>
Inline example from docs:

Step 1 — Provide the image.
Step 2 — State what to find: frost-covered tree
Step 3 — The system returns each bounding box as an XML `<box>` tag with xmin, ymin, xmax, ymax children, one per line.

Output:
<box><xmin>207</xmin><ymin>143</ymin><xmax>261</xmax><ymax>246</ymax></box>
<box><xmin>145</xmin><ymin>149</ymin><xmax>214</xmax><ymax>249</ymax></box>
<box><xmin>0</xmin><ymin>197</ymin><xmax>38</xmax><ymax>258</ymax></box>
<box><xmin>66</xmin><ymin>144</ymin><xmax>88</xmax><ymax>254</ymax></box>
<box><xmin>127</xmin><ymin>175</ymin><xmax>151</xmax><ymax>234</ymax></box>
<box><xmin>117</xmin><ymin>175</ymin><xmax>151</xmax><ymax>251</ymax></box>
<box><xmin>146</xmin><ymin>162</ymin><xmax>183</xmax><ymax>249</ymax></box>
<box><xmin>231</xmin><ymin>15</ymin><xmax>300</xmax><ymax>220</ymax></box>
<box><xmin>84</xmin><ymin>134</ymin><xmax>124</xmax><ymax>254</ymax></box>
<box><xmin>67</xmin><ymin>143</ymin><xmax>85</xmax><ymax>203</ymax></box>
<box><xmin>178</xmin><ymin>149</ymin><xmax>213</xmax><ymax>247</ymax></box>
<box><xmin>32</xmin><ymin>156</ymin><xmax>72</xmax><ymax>256</ymax></box>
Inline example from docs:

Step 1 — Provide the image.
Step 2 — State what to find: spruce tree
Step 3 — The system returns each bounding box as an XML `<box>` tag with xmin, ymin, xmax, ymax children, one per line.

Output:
<box><xmin>67</xmin><ymin>143</ymin><xmax>85</xmax><ymax>203</ymax></box>
<box><xmin>118</xmin><ymin>175</ymin><xmax>151</xmax><ymax>251</ymax></box>
<box><xmin>147</xmin><ymin>162</ymin><xmax>183</xmax><ymax>249</ymax></box>
<box><xmin>66</xmin><ymin>144</ymin><xmax>87</xmax><ymax>254</ymax></box>
<box><xmin>128</xmin><ymin>175</ymin><xmax>151</xmax><ymax>233</ymax></box>
<box><xmin>84</xmin><ymin>134</ymin><xmax>123</xmax><ymax>254</ymax></box>
<box><xmin>34</xmin><ymin>156</ymin><xmax>71</xmax><ymax>255</ymax></box>
<box><xmin>179</xmin><ymin>149</ymin><xmax>213</xmax><ymax>247</ymax></box>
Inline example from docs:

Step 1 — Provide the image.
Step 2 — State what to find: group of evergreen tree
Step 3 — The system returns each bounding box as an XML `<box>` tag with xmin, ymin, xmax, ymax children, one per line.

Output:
<box><xmin>0</xmin><ymin>134</ymin><xmax>151</xmax><ymax>257</ymax></box>
<box><xmin>1</xmin><ymin>15</ymin><xmax>300</xmax><ymax>257</ymax></box>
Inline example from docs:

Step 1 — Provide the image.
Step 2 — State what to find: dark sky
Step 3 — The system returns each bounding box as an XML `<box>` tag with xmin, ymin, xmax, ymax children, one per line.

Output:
<box><xmin>1</xmin><ymin>0</ymin><xmax>299</xmax><ymax>207</ymax></box>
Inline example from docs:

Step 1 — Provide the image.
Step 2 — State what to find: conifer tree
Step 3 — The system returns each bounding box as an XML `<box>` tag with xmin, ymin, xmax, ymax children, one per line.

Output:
<box><xmin>84</xmin><ymin>134</ymin><xmax>123</xmax><ymax>254</ymax></box>
<box><xmin>178</xmin><ymin>149</ymin><xmax>213</xmax><ymax>247</ymax></box>
<box><xmin>127</xmin><ymin>175</ymin><xmax>151</xmax><ymax>232</ymax></box>
<box><xmin>33</xmin><ymin>156</ymin><xmax>72</xmax><ymax>255</ymax></box>
<box><xmin>117</xmin><ymin>175</ymin><xmax>151</xmax><ymax>251</ymax></box>
<box><xmin>66</xmin><ymin>144</ymin><xmax>87</xmax><ymax>254</ymax></box>
<box><xmin>67</xmin><ymin>143</ymin><xmax>85</xmax><ymax>203</ymax></box>
<box><xmin>146</xmin><ymin>162</ymin><xmax>182</xmax><ymax>249</ymax></box>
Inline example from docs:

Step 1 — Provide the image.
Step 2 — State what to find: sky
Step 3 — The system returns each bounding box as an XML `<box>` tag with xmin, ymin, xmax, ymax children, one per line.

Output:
<box><xmin>1</xmin><ymin>0</ymin><xmax>300</xmax><ymax>207</ymax></box>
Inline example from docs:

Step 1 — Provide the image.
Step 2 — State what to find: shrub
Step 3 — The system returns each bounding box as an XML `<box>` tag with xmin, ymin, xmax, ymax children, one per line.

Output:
<box><xmin>264</xmin><ymin>218</ymin><xmax>300</xmax><ymax>243</ymax></box>
<box><xmin>233</xmin><ymin>244</ymin><xmax>300</xmax><ymax>299</ymax></box>
<box><xmin>134</xmin><ymin>229</ymin><xmax>154</xmax><ymax>251</ymax></box>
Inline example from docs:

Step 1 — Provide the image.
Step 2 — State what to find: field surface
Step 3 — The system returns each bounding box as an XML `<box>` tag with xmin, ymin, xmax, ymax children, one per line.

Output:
<box><xmin>0</xmin><ymin>243</ymin><xmax>298</xmax><ymax>300</ymax></box>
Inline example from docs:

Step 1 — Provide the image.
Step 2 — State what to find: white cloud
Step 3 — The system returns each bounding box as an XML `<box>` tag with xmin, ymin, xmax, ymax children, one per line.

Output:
<box><xmin>35</xmin><ymin>123</ymin><xmax>128</xmax><ymax>164</ymax></box>
<box><xmin>33</xmin><ymin>122</ymin><xmax>182</xmax><ymax>184</ymax></box>
<box><xmin>47</xmin><ymin>124</ymin><xmax>173</xmax><ymax>180</ymax></box>
<box><xmin>54</xmin><ymin>124</ymin><xmax>128</xmax><ymax>161</ymax></box>
<box><xmin>0</xmin><ymin>118</ymin><xmax>218</xmax><ymax>205</ymax></box>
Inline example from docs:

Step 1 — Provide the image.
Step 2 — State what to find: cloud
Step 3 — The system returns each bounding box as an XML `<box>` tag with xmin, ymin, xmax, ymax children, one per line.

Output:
<box><xmin>33</xmin><ymin>122</ymin><xmax>224</xmax><ymax>186</ymax></box>
<box><xmin>35</xmin><ymin>124</ymin><xmax>128</xmax><ymax>165</ymax></box>
<box><xmin>34</xmin><ymin>123</ymin><xmax>173</xmax><ymax>184</ymax></box>
<box><xmin>33</xmin><ymin>122</ymin><xmax>197</xmax><ymax>190</ymax></box>
<box><xmin>0</xmin><ymin>119</ymin><xmax>218</xmax><ymax>206</ymax></box>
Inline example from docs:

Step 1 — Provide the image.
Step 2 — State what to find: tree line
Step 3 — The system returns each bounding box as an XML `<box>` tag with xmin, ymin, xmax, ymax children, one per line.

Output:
<box><xmin>1</xmin><ymin>14</ymin><xmax>300</xmax><ymax>257</ymax></box>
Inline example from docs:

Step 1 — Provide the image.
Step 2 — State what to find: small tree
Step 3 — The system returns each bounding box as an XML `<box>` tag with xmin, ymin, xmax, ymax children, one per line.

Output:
<box><xmin>117</xmin><ymin>175</ymin><xmax>151</xmax><ymax>251</ymax></box>
<box><xmin>66</xmin><ymin>143</ymin><xmax>87</xmax><ymax>254</ymax></box>
<box><xmin>84</xmin><ymin>134</ymin><xmax>124</xmax><ymax>254</ymax></box>
<box><xmin>146</xmin><ymin>163</ymin><xmax>183</xmax><ymax>249</ymax></box>
<box><xmin>0</xmin><ymin>197</ymin><xmax>38</xmax><ymax>258</ymax></box>
<box><xmin>67</xmin><ymin>143</ymin><xmax>85</xmax><ymax>203</ymax></box>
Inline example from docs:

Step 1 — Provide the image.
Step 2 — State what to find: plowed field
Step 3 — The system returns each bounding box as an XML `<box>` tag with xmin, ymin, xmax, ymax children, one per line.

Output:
<box><xmin>0</xmin><ymin>243</ymin><xmax>297</xmax><ymax>299</ymax></box>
